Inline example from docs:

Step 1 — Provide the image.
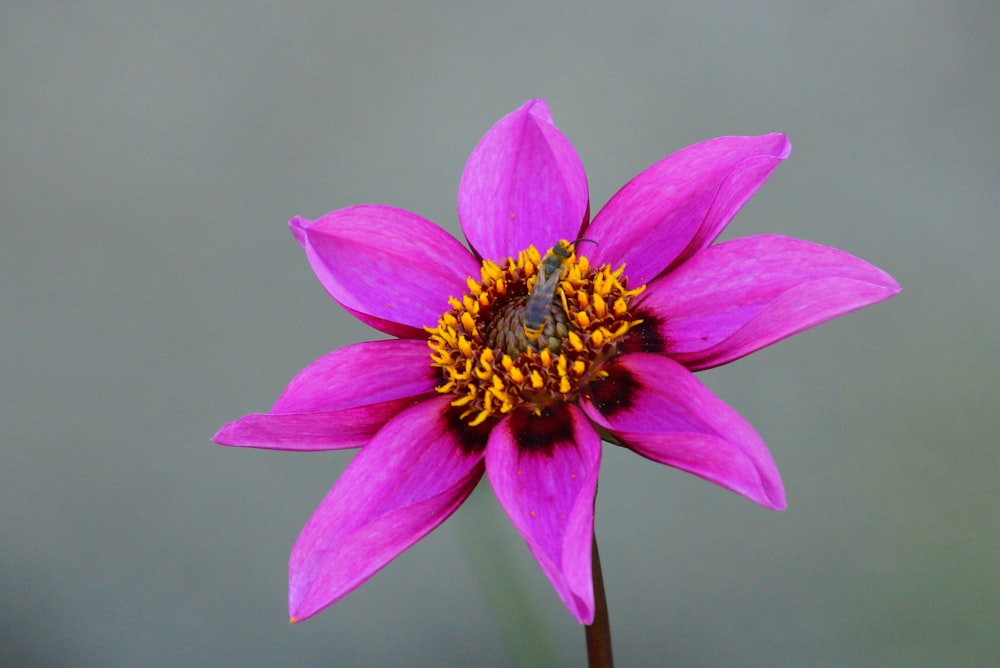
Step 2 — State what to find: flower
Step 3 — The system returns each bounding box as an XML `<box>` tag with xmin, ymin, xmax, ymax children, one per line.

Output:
<box><xmin>214</xmin><ymin>99</ymin><xmax>900</xmax><ymax>625</ymax></box>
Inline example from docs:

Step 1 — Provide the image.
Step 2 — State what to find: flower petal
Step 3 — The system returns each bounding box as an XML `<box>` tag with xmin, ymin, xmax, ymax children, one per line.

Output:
<box><xmin>271</xmin><ymin>339</ymin><xmax>437</xmax><ymax>413</ymax></box>
<box><xmin>587</xmin><ymin>134</ymin><xmax>791</xmax><ymax>285</ymax></box>
<box><xmin>212</xmin><ymin>340</ymin><xmax>437</xmax><ymax>451</ymax></box>
<box><xmin>486</xmin><ymin>404</ymin><xmax>601</xmax><ymax>624</ymax></box>
<box><xmin>581</xmin><ymin>354</ymin><xmax>785</xmax><ymax>509</ymax></box>
<box><xmin>290</xmin><ymin>205</ymin><xmax>480</xmax><ymax>337</ymax></box>
<box><xmin>636</xmin><ymin>235</ymin><xmax>902</xmax><ymax>370</ymax></box>
<box><xmin>211</xmin><ymin>399</ymin><xmax>416</xmax><ymax>451</ymax></box>
<box><xmin>458</xmin><ymin>99</ymin><xmax>589</xmax><ymax>262</ymax></box>
<box><xmin>288</xmin><ymin>396</ymin><xmax>485</xmax><ymax>622</ymax></box>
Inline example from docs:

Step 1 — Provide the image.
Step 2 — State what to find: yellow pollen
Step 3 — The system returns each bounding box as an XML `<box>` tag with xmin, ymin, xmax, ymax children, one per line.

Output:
<box><xmin>611</xmin><ymin>321</ymin><xmax>634</xmax><ymax>338</ymax></box>
<box><xmin>527</xmin><ymin>246</ymin><xmax>542</xmax><ymax>266</ymax></box>
<box><xmin>558</xmin><ymin>289</ymin><xmax>570</xmax><ymax>315</ymax></box>
<box><xmin>468</xmin><ymin>408</ymin><xmax>490</xmax><ymax>426</ymax></box>
<box><xmin>452</xmin><ymin>391</ymin><xmax>475</xmax><ymax>407</ymax></box>
<box><xmin>593</xmin><ymin>293</ymin><xmax>606</xmax><ymax>318</ymax></box>
<box><xmin>425</xmin><ymin>240</ymin><xmax>645</xmax><ymax>425</ymax></box>
<box><xmin>592</xmin><ymin>272</ymin><xmax>606</xmax><ymax>295</ymax></box>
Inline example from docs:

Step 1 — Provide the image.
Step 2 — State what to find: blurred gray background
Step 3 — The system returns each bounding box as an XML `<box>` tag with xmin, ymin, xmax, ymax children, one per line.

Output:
<box><xmin>2</xmin><ymin>2</ymin><xmax>997</xmax><ymax>666</ymax></box>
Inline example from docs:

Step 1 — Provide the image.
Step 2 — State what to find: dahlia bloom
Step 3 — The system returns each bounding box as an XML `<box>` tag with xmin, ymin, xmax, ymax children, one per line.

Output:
<box><xmin>214</xmin><ymin>100</ymin><xmax>900</xmax><ymax>625</ymax></box>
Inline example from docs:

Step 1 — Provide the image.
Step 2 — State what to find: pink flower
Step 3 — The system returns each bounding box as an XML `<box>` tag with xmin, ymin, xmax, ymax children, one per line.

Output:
<box><xmin>214</xmin><ymin>99</ymin><xmax>900</xmax><ymax>625</ymax></box>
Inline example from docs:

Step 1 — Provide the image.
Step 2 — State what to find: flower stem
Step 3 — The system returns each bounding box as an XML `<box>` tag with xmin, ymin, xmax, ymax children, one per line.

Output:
<box><xmin>585</xmin><ymin>532</ymin><xmax>614</xmax><ymax>667</ymax></box>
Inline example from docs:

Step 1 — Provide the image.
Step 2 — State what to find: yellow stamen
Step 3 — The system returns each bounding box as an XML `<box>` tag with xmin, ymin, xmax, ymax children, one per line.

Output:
<box><xmin>593</xmin><ymin>293</ymin><xmax>606</xmax><ymax>319</ymax></box>
<box><xmin>468</xmin><ymin>409</ymin><xmax>490</xmax><ymax>426</ymax></box>
<box><xmin>460</xmin><ymin>311</ymin><xmax>476</xmax><ymax>333</ymax></box>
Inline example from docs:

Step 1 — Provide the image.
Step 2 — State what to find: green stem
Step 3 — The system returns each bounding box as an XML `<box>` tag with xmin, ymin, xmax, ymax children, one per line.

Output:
<box><xmin>585</xmin><ymin>532</ymin><xmax>614</xmax><ymax>667</ymax></box>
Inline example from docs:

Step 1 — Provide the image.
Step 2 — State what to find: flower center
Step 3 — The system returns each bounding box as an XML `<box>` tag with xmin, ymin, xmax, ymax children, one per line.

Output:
<box><xmin>427</xmin><ymin>241</ymin><xmax>645</xmax><ymax>427</ymax></box>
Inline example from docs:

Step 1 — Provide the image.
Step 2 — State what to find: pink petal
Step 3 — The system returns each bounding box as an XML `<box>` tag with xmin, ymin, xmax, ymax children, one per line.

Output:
<box><xmin>486</xmin><ymin>404</ymin><xmax>601</xmax><ymax>624</ymax></box>
<box><xmin>290</xmin><ymin>205</ymin><xmax>480</xmax><ymax>337</ymax></box>
<box><xmin>586</xmin><ymin>134</ymin><xmax>791</xmax><ymax>286</ymax></box>
<box><xmin>458</xmin><ymin>99</ymin><xmax>589</xmax><ymax>263</ymax></box>
<box><xmin>288</xmin><ymin>396</ymin><xmax>485</xmax><ymax>622</ymax></box>
<box><xmin>212</xmin><ymin>339</ymin><xmax>438</xmax><ymax>451</ymax></box>
<box><xmin>271</xmin><ymin>339</ymin><xmax>437</xmax><ymax>413</ymax></box>
<box><xmin>581</xmin><ymin>354</ymin><xmax>785</xmax><ymax>509</ymax></box>
<box><xmin>636</xmin><ymin>235</ymin><xmax>902</xmax><ymax>370</ymax></box>
<box><xmin>211</xmin><ymin>399</ymin><xmax>416</xmax><ymax>451</ymax></box>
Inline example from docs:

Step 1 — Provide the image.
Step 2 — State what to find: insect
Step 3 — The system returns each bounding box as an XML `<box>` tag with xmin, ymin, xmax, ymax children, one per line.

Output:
<box><xmin>523</xmin><ymin>239</ymin><xmax>594</xmax><ymax>341</ymax></box>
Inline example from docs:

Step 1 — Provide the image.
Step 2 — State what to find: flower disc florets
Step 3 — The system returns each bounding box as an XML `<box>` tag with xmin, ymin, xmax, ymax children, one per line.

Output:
<box><xmin>427</xmin><ymin>242</ymin><xmax>645</xmax><ymax>427</ymax></box>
